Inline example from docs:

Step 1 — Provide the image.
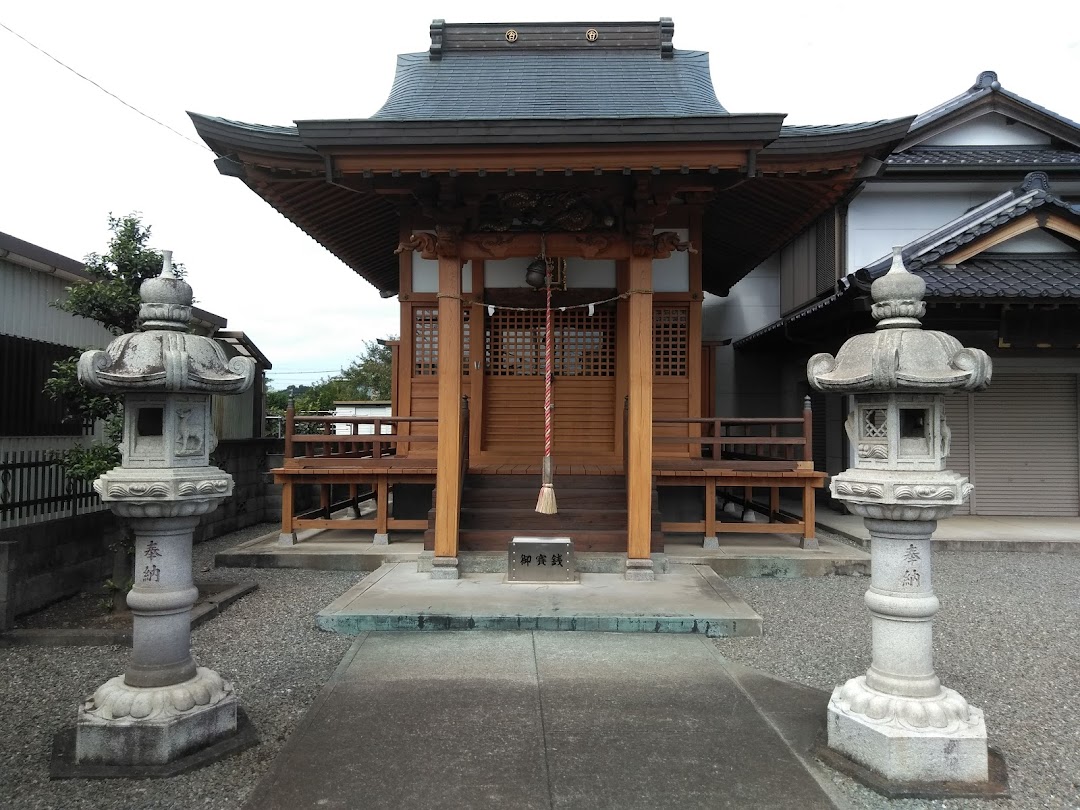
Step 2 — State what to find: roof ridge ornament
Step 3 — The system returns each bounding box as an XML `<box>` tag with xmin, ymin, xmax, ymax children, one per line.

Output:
<box><xmin>974</xmin><ymin>70</ymin><xmax>1000</xmax><ymax>91</ymax></box>
<box><xmin>1020</xmin><ymin>170</ymin><xmax>1051</xmax><ymax>193</ymax></box>
<box><xmin>429</xmin><ymin>19</ymin><xmax>445</xmax><ymax>60</ymax></box>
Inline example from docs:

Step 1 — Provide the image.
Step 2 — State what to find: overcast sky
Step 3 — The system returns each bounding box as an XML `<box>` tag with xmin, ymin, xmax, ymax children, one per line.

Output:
<box><xmin>2</xmin><ymin>1</ymin><xmax>1077</xmax><ymax>386</ymax></box>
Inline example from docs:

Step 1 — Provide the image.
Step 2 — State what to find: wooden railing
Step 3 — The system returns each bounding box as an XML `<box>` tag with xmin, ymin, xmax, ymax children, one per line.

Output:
<box><xmin>283</xmin><ymin>401</ymin><xmax>438</xmax><ymax>465</ymax></box>
<box><xmin>653</xmin><ymin>397</ymin><xmax>813</xmax><ymax>463</ymax></box>
<box><xmin>274</xmin><ymin>400</ymin><xmax>470</xmax><ymax>545</ymax></box>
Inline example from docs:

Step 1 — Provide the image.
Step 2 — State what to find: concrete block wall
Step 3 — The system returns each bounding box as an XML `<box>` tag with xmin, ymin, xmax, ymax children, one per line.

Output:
<box><xmin>194</xmin><ymin>438</ymin><xmax>284</xmax><ymax>544</ymax></box>
<box><xmin>0</xmin><ymin>511</ymin><xmax>122</xmax><ymax>630</ymax></box>
<box><xmin>0</xmin><ymin>440</ymin><xmax>284</xmax><ymax>629</ymax></box>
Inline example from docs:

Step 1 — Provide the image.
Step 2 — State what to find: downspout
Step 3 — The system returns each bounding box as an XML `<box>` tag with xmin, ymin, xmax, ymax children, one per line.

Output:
<box><xmin>323</xmin><ymin>153</ymin><xmax>366</xmax><ymax>196</ymax></box>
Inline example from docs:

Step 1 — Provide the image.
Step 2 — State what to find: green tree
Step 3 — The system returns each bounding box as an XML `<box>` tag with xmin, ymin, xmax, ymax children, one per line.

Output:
<box><xmin>44</xmin><ymin>214</ymin><xmax>178</xmax><ymax>481</ymax></box>
<box><xmin>340</xmin><ymin>339</ymin><xmax>393</xmax><ymax>401</ymax></box>
<box><xmin>266</xmin><ymin>338</ymin><xmax>396</xmax><ymax>419</ymax></box>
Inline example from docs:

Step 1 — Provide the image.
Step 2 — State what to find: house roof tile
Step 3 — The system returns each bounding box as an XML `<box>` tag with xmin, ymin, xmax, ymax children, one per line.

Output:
<box><xmin>886</xmin><ymin>146</ymin><xmax>1080</xmax><ymax>167</ymax></box>
<box><xmin>918</xmin><ymin>255</ymin><xmax>1080</xmax><ymax>298</ymax></box>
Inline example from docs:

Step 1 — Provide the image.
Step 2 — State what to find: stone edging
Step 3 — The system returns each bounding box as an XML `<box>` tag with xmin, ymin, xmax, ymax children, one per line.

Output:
<box><xmin>0</xmin><ymin>580</ymin><xmax>257</xmax><ymax>648</ymax></box>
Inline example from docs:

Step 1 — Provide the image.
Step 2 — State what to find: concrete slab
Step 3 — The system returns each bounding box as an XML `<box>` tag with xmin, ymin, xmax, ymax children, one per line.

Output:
<box><xmin>244</xmin><ymin>632</ymin><xmax>838</xmax><ymax>810</ymax></box>
<box><xmin>316</xmin><ymin>563</ymin><xmax>762</xmax><ymax>638</ymax></box>
<box><xmin>666</xmin><ymin>535</ymin><xmax>869</xmax><ymax>577</ymax></box>
<box><xmin>215</xmin><ymin>528</ymin><xmax>426</xmax><ymax>570</ymax></box>
<box><xmin>216</xmin><ymin>527</ymin><xmax>870</xmax><ymax>577</ymax></box>
<box><xmin>791</xmin><ymin>500</ymin><xmax>1080</xmax><ymax>553</ymax></box>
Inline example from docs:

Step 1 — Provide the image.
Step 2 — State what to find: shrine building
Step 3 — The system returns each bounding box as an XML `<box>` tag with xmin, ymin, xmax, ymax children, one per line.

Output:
<box><xmin>190</xmin><ymin>19</ymin><xmax>912</xmax><ymax>575</ymax></box>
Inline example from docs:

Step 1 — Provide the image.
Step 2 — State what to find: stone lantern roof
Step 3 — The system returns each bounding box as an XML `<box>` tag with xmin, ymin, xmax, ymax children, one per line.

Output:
<box><xmin>807</xmin><ymin>249</ymin><xmax>992</xmax><ymax>394</ymax></box>
<box><xmin>78</xmin><ymin>252</ymin><xmax>255</xmax><ymax>394</ymax></box>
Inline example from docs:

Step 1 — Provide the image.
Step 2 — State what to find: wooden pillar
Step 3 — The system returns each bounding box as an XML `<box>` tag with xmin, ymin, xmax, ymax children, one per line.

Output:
<box><xmin>434</xmin><ymin>251</ymin><xmax>463</xmax><ymax>561</ymax></box>
<box><xmin>626</xmin><ymin>253</ymin><xmax>653</xmax><ymax>562</ymax></box>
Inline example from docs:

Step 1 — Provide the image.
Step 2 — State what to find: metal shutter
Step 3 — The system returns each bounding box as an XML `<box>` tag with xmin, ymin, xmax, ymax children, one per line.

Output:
<box><xmin>943</xmin><ymin>392</ymin><xmax>972</xmax><ymax>515</ymax></box>
<box><xmin>971</xmin><ymin>374</ymin><xmax>1079</xmax><ymax>516</ymax></box>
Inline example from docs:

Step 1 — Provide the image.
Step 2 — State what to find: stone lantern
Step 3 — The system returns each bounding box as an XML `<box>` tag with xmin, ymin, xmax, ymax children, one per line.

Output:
<box><xmin>73</xmin><ymin>252</ymin><xmax>255</xmax><ymax>768</ymax></box>
<box><xmin>807</xmin><ymin>248</ymin><xmax>994</xmax><ymax>787</ymax></box>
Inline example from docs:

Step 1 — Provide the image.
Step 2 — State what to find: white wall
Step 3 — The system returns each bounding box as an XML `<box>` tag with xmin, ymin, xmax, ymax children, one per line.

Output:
<box><xmin>921</xmin><ymin>113</ymin><xmax>1051</xmax><ymax>147</ymax></box>
<box><xmin>990</xmin><ymin>230</ymin><xmax>1074</xmax><ymax>253</ymax></box>
<box><xmin>847</xmin><ymin>189</ymin><xmax>994</xmax><ymax>270</ymax></box>
<box><xmin>703</xmin><ymin>256</ymin><xmax>780</xmax><ymax>342</ymax></box>
<box><xmin>703</xmin><ymin>256</ymin><xmax>781</xmax><ymax>416</ymax></box>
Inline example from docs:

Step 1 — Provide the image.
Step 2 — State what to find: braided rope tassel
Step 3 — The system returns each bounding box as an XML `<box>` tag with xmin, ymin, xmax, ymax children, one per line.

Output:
<box><xmin>536</xmin><ymin>261</ymin><xmax>557</xmax><ymax>514</ymax></box>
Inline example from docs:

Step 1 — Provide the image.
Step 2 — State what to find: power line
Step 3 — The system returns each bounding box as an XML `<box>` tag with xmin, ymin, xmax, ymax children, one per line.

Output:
<box><xmin>268</xmin><ymin>370</ymin><xmax>345</xmax><ymax>376</ymax></box>
<box><xmin>0</xmin><ymin>20</ymin><xmax>212</xmax><ymax>154</ymax></box>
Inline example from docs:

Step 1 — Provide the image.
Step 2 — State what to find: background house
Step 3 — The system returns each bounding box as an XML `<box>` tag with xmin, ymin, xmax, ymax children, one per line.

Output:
<box><xmin>712</xmin><ymin>71</ymin><xmax>1080</xmax><ymax>516</ymax></box>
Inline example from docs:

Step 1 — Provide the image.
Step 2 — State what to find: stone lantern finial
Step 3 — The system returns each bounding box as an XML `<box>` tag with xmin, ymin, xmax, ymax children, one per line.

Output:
<box><xmin>138</xmin><ymin>250</ymin><xmax>194</xmax><ymax>332</ymax></box>
<box><xmin>870</xmin><ymin>247</ymin><xmax>926</xmax><ymax>328</ymax></box>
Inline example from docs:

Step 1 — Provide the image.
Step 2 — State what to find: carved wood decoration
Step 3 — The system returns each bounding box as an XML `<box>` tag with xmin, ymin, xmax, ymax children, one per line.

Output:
<box><xmin>475</xmin><ymin>190</ymin><xmax>616</xmax><ymax>232</ymax></box>
<box><xmin>395</xmin><ymin>232</ymin><xmax>438</xmax><ymax>260</ymax></box>
<box><xmin>653</xmin><ymin>231</ymin><xmax>698</xmax><ymax>259</ymax></box>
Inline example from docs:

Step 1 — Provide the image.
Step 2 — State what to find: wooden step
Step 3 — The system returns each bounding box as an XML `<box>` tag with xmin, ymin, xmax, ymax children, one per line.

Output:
<box><xmin>461</xmin><ymin>494</ymin><xmax>628</xmax><ymax>510</ymax></box>
<box><xmin>459</xmin><ymin>507</ymin><xmax>627</xmax><ymax>531</ymax></box>
<box><xmin>443</xmin><ymin>529</ymin><xmax>631</xmax><ymax>553</ymax></box>
<box><xmin>424</xmin><ymin>528</ymin><xmax>664</xmax><ymax>553</ymax></box>
<box><xmin>463</xmin><ymin>474</ymin><xmax>626</xmax><ymax>490</ymax></box>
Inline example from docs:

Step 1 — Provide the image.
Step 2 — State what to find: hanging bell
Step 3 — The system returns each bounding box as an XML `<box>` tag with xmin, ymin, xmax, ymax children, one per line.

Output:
<box><xmin>525</xmin><ymin>257</ymin><xmax>547</xmax><ymax>289</ymax></box>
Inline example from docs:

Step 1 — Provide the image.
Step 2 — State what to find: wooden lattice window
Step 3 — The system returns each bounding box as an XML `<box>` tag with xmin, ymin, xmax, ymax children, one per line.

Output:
<box><xmin>412</xmin><ymin>307</ymin><xmax>470</xmax><ymax>376</ymax></box>
<box><xmin>485</xmin><ymin>308</ymin><xmax>615</xmax><ymax>377</ymax></box>
<box><xmin>653</xmin><ymin>306</ymin><xmax>688</xmax><ymax>376</ymax></box>
<box><xmin>556</xmin><ymin>309</ymin><xmax>615</xmax><ymax>377</ymax></box>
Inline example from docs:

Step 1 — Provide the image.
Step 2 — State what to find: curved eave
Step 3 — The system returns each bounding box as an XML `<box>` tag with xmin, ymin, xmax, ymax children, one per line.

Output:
<box><xmin>762</xmin><ymin>117</ymin><xmax>916</xmax><ymax>159</ymax></box>
<box><xmin>188</xmin><ymin>113</ymin><xmax>314</xmax><ymax>158</ymax></box>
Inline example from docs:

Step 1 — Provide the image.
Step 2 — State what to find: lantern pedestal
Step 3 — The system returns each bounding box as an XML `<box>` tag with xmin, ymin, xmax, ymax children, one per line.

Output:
<box><xmin>826</xmin><ymin>505</ymin><xmax>988</xmax><ymax>783</ymax></box>
<box><xmin>75</xmin><ymin>669</ymin><xmax>236</xmax><ymax>767</ymax></box>
<box><xmin>74</xmin><ymin>492</ymin><xmax>239</xmax><ymax>766</ymax></box>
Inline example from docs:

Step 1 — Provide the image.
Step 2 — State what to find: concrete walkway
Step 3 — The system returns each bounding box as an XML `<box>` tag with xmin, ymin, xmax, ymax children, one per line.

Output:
<box><xmin>244</xmin><ymin>632</ymin><xmax>837</xmax><ymax>810</ymax></box>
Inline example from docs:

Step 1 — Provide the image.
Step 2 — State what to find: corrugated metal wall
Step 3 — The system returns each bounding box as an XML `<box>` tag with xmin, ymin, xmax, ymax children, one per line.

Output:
<box><xmin>944</xmin><ymin>374</ymin><xmax>1079</xmax><ymax>516</ymax></box>
<box><xmin>0</xmin><ymin>261</ymin><xmax>116</xmax><ymax>348</ymax></box>
<box><xmin>973</xmin><ymin>374</ymin><xmax>1078</xmax><ymax>516</ymax></box>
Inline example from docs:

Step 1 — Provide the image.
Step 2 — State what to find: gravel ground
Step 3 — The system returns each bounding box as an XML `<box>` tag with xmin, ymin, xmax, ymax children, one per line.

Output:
<box><xmin>2</xmin><ymin>523</ymin><xmax>1077</xmax><ymax>809</ymax></box>
<box><xmin>0</xmin><ymin>522</ymin><xmax>360</xmax><ymax>810</ymax></box>
<box><xmin>715</xmin><ymin>538</ymin><xmax>1080</xmax><ymax>810</ymax></box>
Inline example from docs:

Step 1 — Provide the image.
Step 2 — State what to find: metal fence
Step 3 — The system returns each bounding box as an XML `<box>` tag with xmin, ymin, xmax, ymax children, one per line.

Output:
<box><xmin>0</xmin><ymin>449</ymin><xmax>104</xmax><ymax>528</ymax></box>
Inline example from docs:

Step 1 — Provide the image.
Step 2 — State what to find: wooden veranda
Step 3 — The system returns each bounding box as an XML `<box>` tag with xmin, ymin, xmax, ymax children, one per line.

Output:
<box><xmin>273</xmin><ymin>398</ymin><xmax>824</xmax><ymax>551</ymax></box>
